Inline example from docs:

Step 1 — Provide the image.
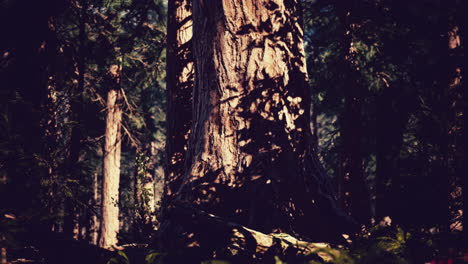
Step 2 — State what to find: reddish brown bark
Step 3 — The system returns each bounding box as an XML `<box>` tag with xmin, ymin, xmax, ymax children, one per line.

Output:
<box><xmin>159</xmin><ymin>1</ymin><xmax>354</xmax><ymax>254</ymax></box>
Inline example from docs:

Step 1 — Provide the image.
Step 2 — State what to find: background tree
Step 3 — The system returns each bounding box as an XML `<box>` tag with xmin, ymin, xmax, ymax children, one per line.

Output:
<box><xmin>165</xmin><ymin>0</ymin><xmax>194</xmax><ymax>200</ymax></box>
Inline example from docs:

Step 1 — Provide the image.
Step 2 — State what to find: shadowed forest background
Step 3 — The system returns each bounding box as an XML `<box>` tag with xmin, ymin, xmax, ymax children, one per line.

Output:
<box><xmin>1</xmin><ymin>0</ymin><xmax>468</xmax><ymax>263</ymax></box>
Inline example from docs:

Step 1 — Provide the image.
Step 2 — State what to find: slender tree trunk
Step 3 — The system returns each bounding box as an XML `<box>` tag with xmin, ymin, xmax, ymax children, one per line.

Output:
<box><xmin>459</xmin><ymin>7</ymin><xmax>468</xmax><ymax>245</ymax></box>
<box><xmin>311</xmin><ymin>100</ymin><xmax>319</xmax><ymax>151</ymax></box>
<box><xmin>41</xmin><ymin>10</ymin><xmax>63</xmax><ymax>233</ymax></box>
<box><xmin>64</xmin><ymin>0</ymin><xmax>87</xmax><ymax>239</ymax></box>
<box><xmin>90</xmin><ymin>172</ymin><xmax>100</xmax><ymax>245</ymax></box>
<box><xmin>375</xmin><ymin>91</ymin><xmax>407</xmax><ymax>221</ymax></box>
<box><xmin>463</xmin><ymin>84</ymin><xmax>468</xmax><ymax>244</ymax></box>
<box><xmin>159</xmin><ymin>1</ymin><xmax>354</xmax><ymax>255</ymax></box>
<box><xmin>337</xmin><ymin>0</ymin><xmax>370</xmax><ymax>225</ymax></box>
<box><xmin>447</xmin><ymin>24</ymin><xmax>463</xmax><ymax>232</ymax></box>
<box><xmin>0</xmin><ymin>235</ymin><xmax>6</xmax><ymax>264</ymax></box>
<box><xmin>151</xmin><ymin>141</ymin><xmax>165</xmax><ymax>226</ymax></box>
<box><xmin>165</xmin><ymin>0</ymin><xmax>194</xmax><ymax>199</ymax></box>
<box><xmin>99</xmin><ymin>65</ymin><xmax>123</xmax><ymax>249</ymax></box>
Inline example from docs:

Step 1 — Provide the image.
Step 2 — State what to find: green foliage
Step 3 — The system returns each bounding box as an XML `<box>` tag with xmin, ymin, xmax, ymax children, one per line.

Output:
<box><xmin>107</xmin><ymin>251</ymin><xmax>131</xmax><ymax>264</ymax></box>
<box><xmin>200</xmin><ymin>261</ymin><xmax>231</xmax><ymax>264</ymax></box>
<box><xmin>347</xmin><ymin>226</ymin><xmax>435</xmax><ymax>264</ymax></box>
<box><xmin>270</xmin><ymin>226</ymin><xmax>435</xmax><ymax>264</ymax></box>
<box><xmin>145</xmin><ymin>250</ymin><xmax>165</xmax><ymax>264</ymax></box>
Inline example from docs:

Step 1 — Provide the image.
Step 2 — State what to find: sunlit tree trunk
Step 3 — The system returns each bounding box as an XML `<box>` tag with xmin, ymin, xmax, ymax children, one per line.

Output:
<box><xmin>160</xmin><ymin>1</ymin><xmax>353</xmax><ymax>254</ymax></box>
<box><xmin>165</xmin><ymin>0</ymin><xmax>194</xmax><ymax>199</ymax></box>
<box><xmin>99</xmin><ymin>65</ymin><xmax>123</xmax><ymax>249</ymax></box>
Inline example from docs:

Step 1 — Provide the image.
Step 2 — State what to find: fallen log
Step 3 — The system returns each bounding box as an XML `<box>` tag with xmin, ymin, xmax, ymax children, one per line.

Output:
<box><xmin>155</xmin><ymin>202</ymin><xmax>345</xmax><ymax>263</ymax></box>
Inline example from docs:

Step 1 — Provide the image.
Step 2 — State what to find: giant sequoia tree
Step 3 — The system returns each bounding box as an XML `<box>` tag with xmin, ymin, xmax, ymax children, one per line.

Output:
<box><xmin>159</xmin><ymin>0</ymin><xmax>353</xmax><ymax>257</ymax></box>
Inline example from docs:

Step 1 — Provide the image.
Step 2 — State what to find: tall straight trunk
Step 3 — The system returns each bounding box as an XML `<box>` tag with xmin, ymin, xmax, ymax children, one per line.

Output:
<box><xmin>0</xmin><ymin>235</ymin><xmax>6</xmax><ymax>264</ymax></box>
<box><xmin>311</xmin><ymin>100</ymin><xmax>319</xmax><ymax>150</ymax></box>
<box><xmin>430</xmin><ymin>18</ymin><xmax>462</xmax><ymax>233</ymax></box>
<box><xmin>99</xmin><ymin>65</ymin><xmax>123</xmax><ymax>249</ymax></box>
<box><xmin>165</xmin><ymin>0</ymin><xmax>194</xmax><ymax>198</ymax></box>
<box><xmin>64</xmin><ymin>0</ymin><xmax>86</xmax><ymax>239</ymax></box>
<box><xmin>90</xmin><ymin>172</ymin><xmax>100</xmax><ymax>245</ymax></box>
<box><xmin>463</xmin><ymin>82</ymin><xmax>468</xmax><ymax>243</ymax></box>
<box><xmin>337</xmin><ymin>1</ymin><xmax>370</xmax><ymax>225</ymax></box>
<box><xmin>459</xmin><ymin>5</ymin><xmax>468</xmax><ymax>243</ymax></box>
<box><xmin>375</xmin><ymin>90</ymin><xmax>408</xmax><ymax>221</ymax></box>
<box><xmin>160</xmin><ymin>1</ymin><xmax>353</xmax><ymax>251</ymax></box>
<box><xmin>462</xmin><ymin>46</ymin><xmax>468</xmax><ymax>245</ymax></box>
<box><xmin>447</xmin><ymin>24</ymin><xmax>463</xmax><ymax>231</ymax></box>
<box><xmin>151</xmin><ymin>141</ymin><xmax>165</xmax><ymax>226</ymax></box>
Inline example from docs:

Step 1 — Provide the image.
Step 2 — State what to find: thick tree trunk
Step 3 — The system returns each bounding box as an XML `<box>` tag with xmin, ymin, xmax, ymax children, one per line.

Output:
<box><xmin>165</xmin><ymin>0</ymin><xmax>194</xmax><ymax>198</ymax></box>
<box><xmin>159</xmin><ymin>1</ymin><xmax>354</xmax><ymax>256</ymax></box>
<box><xmin>99</xmin><ymin>66</ymin><xmax>123</xmax><ymax>249</ymax></box>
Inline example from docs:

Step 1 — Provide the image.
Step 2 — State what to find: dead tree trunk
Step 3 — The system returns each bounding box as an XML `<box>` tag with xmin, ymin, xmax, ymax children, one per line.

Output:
<box><xmin>158</xmin><ymin>0</ymin><xmax>355</xmax><ymax>257</ymax></box>
<box><xmin>99</xmin><ymin>65</ymin><xmax>123</xmax><ymax>249</ymax></box>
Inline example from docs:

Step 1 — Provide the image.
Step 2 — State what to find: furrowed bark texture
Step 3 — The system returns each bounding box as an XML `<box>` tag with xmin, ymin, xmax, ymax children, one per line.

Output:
<box><xmin>99</xmin><ymin>67</ymin><xmax>123</xmax><ymax>249</ymax></box>
<box><xmin>168</xmin><ymin>0</ymin><xmax>352</xmax><ymax>244</ymax></box>
<box><xmin>165</xmin><ymin>0</ymin><xmax>194</xmax><ymax>198</ymax></box>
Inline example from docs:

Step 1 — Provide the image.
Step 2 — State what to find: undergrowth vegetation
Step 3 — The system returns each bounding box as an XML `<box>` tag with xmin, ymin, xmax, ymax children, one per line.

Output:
<box><xmin>106</xmin><ymin>225</ymin><xmax>456</xmax><ymax>264</ymax></box>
